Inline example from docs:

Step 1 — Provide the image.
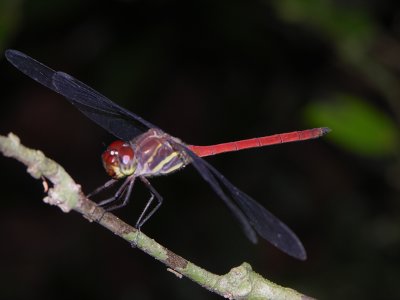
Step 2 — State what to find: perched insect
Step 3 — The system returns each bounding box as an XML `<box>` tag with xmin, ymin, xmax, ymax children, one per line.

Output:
<box><xmin>5</xmin><ymin>49</ymin><xmax>330</xmax><ymax>260</ymax></box>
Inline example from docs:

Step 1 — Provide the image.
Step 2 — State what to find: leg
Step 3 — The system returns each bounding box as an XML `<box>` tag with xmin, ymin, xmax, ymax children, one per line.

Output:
<box><xmin>130</xmin><ymin>192</ymin><xmax>155</xmax><ymax>249</ymax></box>
<box><xmin>136</xmin><ymin>177</ymin><xmax>163</xmax><ymax>229</ymax></box>
<box><xmin>101</xmin><ymin>176</ymin><xmax>136</xmax><ymax>211</ymax></box>
<box><xmin>87</xmin><ymin>179</ymin><xmax>118</xmax><ymax>198</ymax></box>
<box><xmin>135</xmin><ymin>193</ymin><xmax>155</xmax><ymax>228</ymax></box>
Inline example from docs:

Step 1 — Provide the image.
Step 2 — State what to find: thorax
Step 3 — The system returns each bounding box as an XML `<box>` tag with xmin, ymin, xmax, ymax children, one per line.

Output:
<box><xmin>132</xmin><ymin>128</ymin><xmax>190</xmax><ymax>176</ymax></box>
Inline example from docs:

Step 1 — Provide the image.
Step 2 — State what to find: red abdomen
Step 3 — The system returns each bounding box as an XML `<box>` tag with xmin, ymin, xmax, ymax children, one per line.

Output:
<box><xmin>188</xmin><ymin>127</ymin><xmax>330</xmax><ymax>157</ymax></box>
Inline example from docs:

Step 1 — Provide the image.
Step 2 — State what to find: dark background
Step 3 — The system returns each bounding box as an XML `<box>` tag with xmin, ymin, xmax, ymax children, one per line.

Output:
<box><xmin>1</xmin><ymin>0</ymin><xmax>399</xmax><ymax>299</ymax></box>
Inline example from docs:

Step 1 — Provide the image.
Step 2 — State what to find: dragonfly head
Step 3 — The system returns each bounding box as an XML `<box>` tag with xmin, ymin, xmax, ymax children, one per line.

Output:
<box><xmin>102</xmin><ymin>140</ymin><xmax>137</xmax><ymax>179</ymax></box>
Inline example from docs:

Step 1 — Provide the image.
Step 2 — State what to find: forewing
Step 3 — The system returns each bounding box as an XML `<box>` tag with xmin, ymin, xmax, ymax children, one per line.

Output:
<box><xmin>52</xmin><ymin>72</ymin><xmax>157</xmax><ymax>140</ymax></box>
<box><xmin>5</xmin><ymin>49</ymin><xmax>156</xmax><ymax>141</ymax></box>
<box><xmin>6</xmin><ymin>49</ymin><xmax>58</xmax><ymax>92</ymax></box>
<box><xmin>183</xmin><ymin>146</ymin><xmax>306</xmax><ymax>260</ymax></box>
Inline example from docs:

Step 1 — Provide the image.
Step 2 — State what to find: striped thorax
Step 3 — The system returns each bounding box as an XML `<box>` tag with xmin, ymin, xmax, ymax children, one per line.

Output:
<box><xmin>102</xmin><ymin>128</ymin><xmax>191</xmax><ymax>179</ymax></box>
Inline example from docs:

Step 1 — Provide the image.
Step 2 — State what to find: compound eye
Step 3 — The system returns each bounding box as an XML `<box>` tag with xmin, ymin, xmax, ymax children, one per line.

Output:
<box><xmin>117</xmin><ymin>144</ymin><xmax>135</xmax><ymax>166</ymax></box>
<box><xmin>102</xmin><ymin>140</ymin><xmax>136</xmax><ymax>179</ymax></box>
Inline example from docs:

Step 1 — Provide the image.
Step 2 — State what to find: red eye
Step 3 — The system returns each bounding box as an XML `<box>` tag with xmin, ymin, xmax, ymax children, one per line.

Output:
<box><xmin>102</xmin><ymin>140</ymin><xmax>136</xmax><ymax>178</ymax></box>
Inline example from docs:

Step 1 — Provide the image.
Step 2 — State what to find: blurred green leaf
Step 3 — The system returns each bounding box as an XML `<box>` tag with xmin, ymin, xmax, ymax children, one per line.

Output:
<box><xmin>304</xmin><ymin>95</ymin><xmax>399</xmax><ymax>156</ymax></box>
<box><xmin>0</xmin><ymin>0</ymin><xmax>22</xmax><ymax>52</ymax></box>
<box><xmin>271</xmin><ymin>0</ymin><xmax>400</xmax><ymax>128</ymax></box>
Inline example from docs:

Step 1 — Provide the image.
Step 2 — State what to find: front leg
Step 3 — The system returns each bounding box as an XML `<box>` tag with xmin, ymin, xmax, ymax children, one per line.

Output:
<box><xmin>87</xmin><ymin>178</ymin><xmax>118</xmax><ymax>198</ymax></box>
<box><xmin>100</xmin><ymin>176</ymin><xmax>136</xmax><ymax>210</ymax></box>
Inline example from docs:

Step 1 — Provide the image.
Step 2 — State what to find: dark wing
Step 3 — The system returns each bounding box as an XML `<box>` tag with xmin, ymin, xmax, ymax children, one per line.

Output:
<box><xmin>5</xmin><ymin>49</ymin><xmax>157</xmax><ymax>141</ymax></box>
<box><xmin>181</xmin><ymin>146</ymin><xmax>306</xmax><ymax>260</ymax></box>
<box><xmin>51</xmin><ymin>72</ymin><xmax>157</xmax><ymax>141</ymax></box>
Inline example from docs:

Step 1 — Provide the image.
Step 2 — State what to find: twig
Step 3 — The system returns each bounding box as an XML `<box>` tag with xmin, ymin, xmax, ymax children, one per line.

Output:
<box><xmin>0</xmin><ymin>132</ymin><xmax>314</xmax><ymax>300</ymax></box>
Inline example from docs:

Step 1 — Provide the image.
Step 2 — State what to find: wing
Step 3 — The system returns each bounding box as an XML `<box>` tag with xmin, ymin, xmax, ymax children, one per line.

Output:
<box><xmin>51</xmin><ymin>71</ymin><xmax>157</xmax><ymax>141</ymax></box>
<box><xmin>181</xmin><ymin>146</ymin><xmax>307</xmax><ymax>260</ymax></box>
<box><xmin>5</xmin><ymin>49</ymin><xmax>157</xmax><ymax>141</ymax></box>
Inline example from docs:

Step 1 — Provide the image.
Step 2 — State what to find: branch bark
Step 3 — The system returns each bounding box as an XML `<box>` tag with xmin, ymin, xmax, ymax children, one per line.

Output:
<box><xmin>0</xmin><ymin>132</ymin><xmax>314</xmax><ymax>300</ymax></box>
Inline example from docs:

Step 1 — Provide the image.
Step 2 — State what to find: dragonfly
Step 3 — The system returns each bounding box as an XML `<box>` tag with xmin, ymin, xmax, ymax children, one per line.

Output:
<box><xmin>5</xmin><ymin>49</ymin><xmax>330</xmax><ymax>260</ymax></box>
